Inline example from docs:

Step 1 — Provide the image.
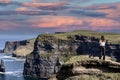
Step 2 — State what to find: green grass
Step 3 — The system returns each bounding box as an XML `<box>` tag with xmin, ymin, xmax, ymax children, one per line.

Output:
<box><xmin>38</xmin><ymin>30</ymin><xmax>120</xmax><ymax>44</ymax></box>
<box><xmin>59</xmin><ymin>55</ymin><xmax>72</xmax><ymax>62</ymax></box>
<box><xmin>64</xmin><ymin>55</ymin><xmax>96</xmax><ymax>64</ymax></box>
<box><xmin>39</xmin><ymin>52</ymin><xmax>54</xmax><ymax>58</ymax></box>
<box><xmin>67</xmin><ymin>73</ymin><xmax>120</xmax><ymax>80</ymax></box>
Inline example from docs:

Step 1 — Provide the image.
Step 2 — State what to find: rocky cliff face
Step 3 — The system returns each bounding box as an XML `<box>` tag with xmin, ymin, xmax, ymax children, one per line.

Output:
<box><xmin>23</xmin><ymin>35</ymin><xmax>62</xmax><ymax>78</ymax></box>
<box><xmin>75</xmin><ymin>35</ymin><xmax>120</xmax><ymax>61</ymax></box>
<box><xmin>3</xmin><ymin>39</ymin><xmax>35</xmax><ymax>57</ymax></box>
<box><xmin>55</xmin><ymin>58</ymin><xmax>120</xmax><ymax>80</ymax></box>
<box><xmin>0</xmin><ymin>50</ymin><xmax>3</xmax><ymax>53</ymax></box>
<box><xmin>0</xmin><ymin>60</ymin><xmax>5</xmax><ymax>72</ymax></box>
<box><xmin>23</xmin><ymin>34</ymin><xmax>120</xmax><ymax>79</ymax></box>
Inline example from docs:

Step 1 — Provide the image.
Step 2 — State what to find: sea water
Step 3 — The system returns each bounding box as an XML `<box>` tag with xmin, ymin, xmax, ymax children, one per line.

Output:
<box><xmin>0</xmin><ymin>53</ymin><xmax>42</xmax><ymax>80</ymax></box>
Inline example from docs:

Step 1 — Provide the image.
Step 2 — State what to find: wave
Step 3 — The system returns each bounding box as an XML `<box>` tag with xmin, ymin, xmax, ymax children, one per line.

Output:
<box><xmin>2</xmin><ymin>55</ymin><xmax>12</xmax><ymax>58</ymax></box>
<box><xmin>0</xmin><ymin>55</ymin><xmax>25</xmax><ymax>61</ymax></box>
<box><xmin>0</xmin><ymin>70</ymin><xmax>23</xmax><ymax>77</ymax></box>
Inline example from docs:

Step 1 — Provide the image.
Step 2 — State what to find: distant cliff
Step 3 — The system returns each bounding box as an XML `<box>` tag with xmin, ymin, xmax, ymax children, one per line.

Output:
<box><xmin>23</xmin><ymin>30</ymin><xmax>120</xmax><ymax>79</ymax></box>
<box><xmin>3</xmin><ymin>39</ymin><xmax>35</xmax><ymax>57</ymax></box>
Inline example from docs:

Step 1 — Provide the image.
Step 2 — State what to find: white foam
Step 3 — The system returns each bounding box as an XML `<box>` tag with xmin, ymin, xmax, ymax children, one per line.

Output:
<box><xmin>0</xmin><ymin>70</ymin><xmax>23</xmax><ymax>77</ymax></box>
<box><xmin>1</xmin><ymin>55</ymin><xmax>25</xmax><ymax>62</ymax></box>
<box><xmin>2</xmin><ymin>56</ymin><xmax>12</xmax><ymax>58</ymax></box>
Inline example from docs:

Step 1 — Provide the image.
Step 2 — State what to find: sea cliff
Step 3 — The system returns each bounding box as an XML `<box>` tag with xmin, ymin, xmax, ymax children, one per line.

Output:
<box><xmin>3</xmin><ymin>39</ymin><xmax>35</xmax><ymax>57</ymax></box>
<box><xmin>23</xmin><ymin>30</ymin><xmax>120</xmax><ymax>79</ymax></box>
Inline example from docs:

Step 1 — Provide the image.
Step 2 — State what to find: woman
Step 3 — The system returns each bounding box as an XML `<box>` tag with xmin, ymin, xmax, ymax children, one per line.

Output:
<box><xmin>99</xmin><ymin>35</ymin><xmax>106</xmax><ymax>60</ymax></box>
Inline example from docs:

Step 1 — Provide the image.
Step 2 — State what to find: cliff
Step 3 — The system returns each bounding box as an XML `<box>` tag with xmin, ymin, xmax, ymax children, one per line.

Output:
<box><xmin>23</xmin><ymin>35</ymin><xmax>62</xmax><ymax>78</ymax></box>
<box><xmin>0</xmin><ymin>50</ymin><xmax>3</xmax><ymax>53</ymax></box>
<box><xmin>0</xmin><ymin>60</ymin><xmax>5</xmax><ymax>72</ymax></box>
<box><xmin>23</xmin><ymin>30</ymin><xmax>120</xmax><ymax>79</ymax></box>
<box><xmin>50</xmin><ymin>56</ymin><xmax>120</xmax><ymax>80</ymax></box>
<box><xmin>3</xmin><ymin>39</ymin><xmax>35</xmax><ymax>57</ymax></box>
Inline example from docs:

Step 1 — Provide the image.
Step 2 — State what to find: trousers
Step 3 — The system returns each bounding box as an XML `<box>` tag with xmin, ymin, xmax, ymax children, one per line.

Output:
<box><xmin>99</xmin><ymin>46</ymin><xmax>105</xmax><ymax>60</ymax></box>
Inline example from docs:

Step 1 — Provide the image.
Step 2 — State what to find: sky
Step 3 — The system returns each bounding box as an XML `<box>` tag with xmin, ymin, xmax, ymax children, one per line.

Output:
<box><xmin>0</xmin><ymin>0</ymin><xmax>120</xmax><ymax>36</ymax></box>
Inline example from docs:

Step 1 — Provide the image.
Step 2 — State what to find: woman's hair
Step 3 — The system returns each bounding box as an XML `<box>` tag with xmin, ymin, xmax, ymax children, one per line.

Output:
<box><xmin>101</xmin><ymin>35</ymin><xmax>105</xmax><ymax>42</ymax></box>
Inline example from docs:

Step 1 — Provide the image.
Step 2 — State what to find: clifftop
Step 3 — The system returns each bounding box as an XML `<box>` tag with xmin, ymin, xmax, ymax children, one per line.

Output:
<box><xmin>39</xmin><ymin>30</ymin><xmax>120</xmax><ymax>44</ymax></box>
<box><xmin>23</xmin><ymin>30</ymin><xmax>120</xmax><ymax>79</ymax></box>
<box><xmin>50</xmin><ymin>55</ymin><xmax>120</xmax><ymax>80</ymax></box>
<box><xmin>3</xmin><ymin>38</ymin><xmax>35</xmax><ymax>57</ymax></box>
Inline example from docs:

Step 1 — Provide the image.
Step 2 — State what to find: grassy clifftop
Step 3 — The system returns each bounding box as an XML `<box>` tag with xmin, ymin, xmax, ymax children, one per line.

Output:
<box><xmin>38</xmin><ymin>30</ymin><xmax>120</xmax><ymax>44</ymax></box>
<box><xmin>13</xmin><ymin>38</ymin><xmax>35</xmax><ymax>57</ymax></box>
<box><xmin>50</xmin><ymin>55</ymin><xmax>120</xmax><ymax>80</ymax></box>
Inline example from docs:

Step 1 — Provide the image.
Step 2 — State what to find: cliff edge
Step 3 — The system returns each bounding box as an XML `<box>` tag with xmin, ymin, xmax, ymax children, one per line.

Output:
<box><xmin>3</xmin><ymin>39</ymin><xmax>35</xmax><ymax>57</ymax></box>
<box><xmin>23</xmin><ymin>30</ymin><xmax>120</xmax><ymax>79</ymax></box>
<box><xmin>50</xmin><ymin>56</ymin><xmax>120</xmax><ymax>80</ymax></box>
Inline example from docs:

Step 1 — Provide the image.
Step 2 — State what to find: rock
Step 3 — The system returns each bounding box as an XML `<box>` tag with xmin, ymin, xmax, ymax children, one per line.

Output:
<box><xmin>23</xmin><ymin>34</ymin><xmax>120</xmax><ymax>79</ymax></box>
<box><xmin>0</xmin><ymin>60</ymin><xmax>5</xmax><ymax>72</ymax></box>
<box><xmin>56</xmin><ymin>59</ymin><xmax>120</xmax><ymax>80</ymax></box>
<box><xmin>0</xmin><ymin>50</ymin><xmax>3</xmax><ymax>53</ymax></box>
<box><xmin>23</xmin><ymin>35</ymin><xmax>62</xmax><ymax>78</ymax></box>
<box><xmin>23</xmin><ymin>53</ymin><xmax>61</xmax><ymax>78</ymax></box>
<box><xmin>3</xmin><ymin>39</ymin><xmax>35</xmax><ymax>57</ymax></box>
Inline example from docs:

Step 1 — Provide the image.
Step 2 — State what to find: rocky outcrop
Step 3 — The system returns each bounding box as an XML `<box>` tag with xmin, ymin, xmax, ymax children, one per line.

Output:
<box><xmin>0</xmin><ymin>50</ymin><xmax>3</xmax><ymax>53</ymax></box>
<box><xmin>4</xmin><ymin>40</ymin><xmax>27</xmax><ymax>53</ymax></box>
<box><xmin>23</xmin><ymin>53</ymin><xmax>61</xmax><ymax>78</ymax></box>
<box><xmin>0</xmin><ymin>60</ymin><xmax>5</xmax><ymax>72</ymax></box>
<box><xmin>49</xmin><ymin>59</ymin><xmax>120</xmax><ymax>80</ymax></box>
<box><xmin>23</xmin><ymin>34</ymin><xmax>120</xmax><ymax>79</ymax></box>
<box><xmin>23</xmin><ymin>35</ymin><xmax>62</xmax><ymax>78</ymax></box>
<box><xmin>55</xmin><ymin>59</ymin><xmax>120</xmax><ymax>80</ymax></box>
<box><xmin>3</xmin><ymin>39</ymin><xmax>35</xmax><ymax>57</ymax></box>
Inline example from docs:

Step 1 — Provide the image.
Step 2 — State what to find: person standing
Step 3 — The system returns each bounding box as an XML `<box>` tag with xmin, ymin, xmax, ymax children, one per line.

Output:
<box><xmin>99</xmin><ymin>35</ymin><xmax>106</xmax><ymax>60</ymax></box>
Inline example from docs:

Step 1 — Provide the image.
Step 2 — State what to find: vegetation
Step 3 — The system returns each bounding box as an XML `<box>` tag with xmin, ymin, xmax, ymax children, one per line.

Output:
<box><xmin>67</xmin><ymin>73</ymin><xmax>120</xmax><ymax>80</ymax></box>
<box><xmin>38</xmin><ymin>30</ymin><xmax>120</xmax><ymax>44</ymax></box>
<box><xmin>39</xmin><ymin>52</ymin><xmax>55</xmax><ymax>58</ymax></box>
<box><xmin>59</xmin><ymin>55</ymin><xmax>72</xmax><ymax>63</ymax></box>
<box><xmin>64</xmin><ymin>55</ymin><xmax>96</xmax><ymax>64</ymax></box>
<box><xmin>56</xmin><ymin>55</ymin><xmax>120</xmax><ymax>80</ymax></box>
<box><xmin>13</xmin><ymin>38</ymin><xmax>35</xmax><ymax>57</ymax></box>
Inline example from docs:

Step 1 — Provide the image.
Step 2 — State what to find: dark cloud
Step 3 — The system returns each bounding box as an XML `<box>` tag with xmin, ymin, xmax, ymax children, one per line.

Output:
<box><xmin>0</xmin><ymin>1</ymin><xmax>21</xmax><ymax>6</ymax></box>
<box><xmin>69</xmin><ymin>10</ymin><xmax>107</xmax><ymax>17</ymax></box>
<box><xmin>84</xmin><ymin>5</ymin><xmax>117</xmax><ymax>10</ymax></box>
<box><xmin>22</xmin><ymin>2</ymin><xmax>68</xmax><ymax>10</ymax></box>
<box><xmin>0</xmin><ymin>11</ymin><xmax>56</xmax><ymax>15</ymax></box>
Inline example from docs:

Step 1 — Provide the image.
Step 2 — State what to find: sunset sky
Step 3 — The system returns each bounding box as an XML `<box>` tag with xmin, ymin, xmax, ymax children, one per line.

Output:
<box><xmin>0</xmin><ymin>0</ymin><xmax>120</xmax><ymax>35</ymax></box>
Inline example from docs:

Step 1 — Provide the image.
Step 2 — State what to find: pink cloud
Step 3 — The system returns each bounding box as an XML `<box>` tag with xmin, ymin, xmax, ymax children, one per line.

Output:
<box><xmin>32</xmin><ymin>0</ymin><xmax>39</xmax><ymax>3</ymax></box>
<box><xmin>22</xmin><ymin>2</ymin><xmax>66</xmax><ymax>9</ymax></box>
<box><xmin>28</xmin><ymin>16</ymin><xmax>83</xmax><ymax>28</ymax></box>
<box><xmin>0</xmin><ymin>0</ymin><xmax>11</xmax><ymax>4</ymax></box>
<box><xmin>28</xmin><ymin>15</ymin><xmax>120</xmax><ymax>31</ymax></box>
<box><xmin>84</xmin><ymin>3</ymin><xmax>120</xmax><ymax>19</ymax></box>
<box><xmin>86</xmin><ymin>18</ymin><xmax>120</xmax><ymax>30</ymax></box>
<box><xmin>0</xmin><ymin>21</ymin><xmax>19</xmax><ymax>30</ymax></box>
<box><xmin>16</xmin><ymin>7</ymin><xmax>28</xmax><ymax>11</ymax></box>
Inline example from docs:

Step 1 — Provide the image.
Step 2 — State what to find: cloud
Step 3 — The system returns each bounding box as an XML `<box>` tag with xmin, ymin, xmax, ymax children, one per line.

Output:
<box><xmin>0</xmin><ymin>11</ymin><xmax>56</xmax><ymax>15</ymax></box>
<box><xmin>0</xmin><ymin>21</ymin><xmax>19</xmax><ymax>30</ymax></box>
<box><xmin>28</xmin><ymin>15</ymin><xmax>83</xmax><ymax>28</ymax></box>
<box><xmin>0</xmin><ymin>0</ymin><xmax>10</xmax><ymax>4</ymax></box>
<box><xmin>0</xmin><ymin>0</ymin><xmax>21</xmax><ymax>6</ymax></box>
<box><xmin>22</xmin><ymin>2</ymin><xmax>67</xmax><ymax>10</ymax></box>
<box><xmin>86</xmin><ymin>18</ymin><xmax>120</xmax><ymax>30</ymax></box>
<box><xmin>28</xmin><ymin>15</ymin><xmax>120</xmax><ymax>31</ymax></box>
<box><xmin>16</xmin><ymin>7</ymin><xmax>28</xmax><ymax>11</ymax></box>
<box><xmin>83</xmin><ymin>3</ymin><xmax>120</xmax><ymax>19</ymax></box>
<box><xmin>69</xmin><ymin>10</ymin><xmax>107</xmax><ymax>17</ymax></box>
<box><xmin>32</xmin><ymin>0</ymin><xmax>39</xmax><ymax>3</ymax></box>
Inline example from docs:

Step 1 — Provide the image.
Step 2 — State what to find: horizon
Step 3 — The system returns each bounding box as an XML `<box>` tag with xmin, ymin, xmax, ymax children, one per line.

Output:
<box><xmin>0</xmin><ymin>30</ymin><xmax>120</xmax><ymax>50</ymax></box>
